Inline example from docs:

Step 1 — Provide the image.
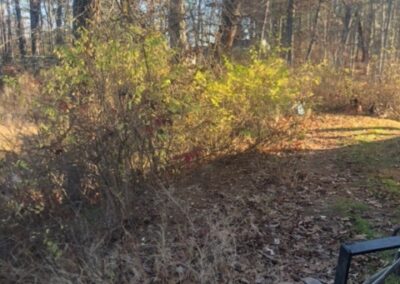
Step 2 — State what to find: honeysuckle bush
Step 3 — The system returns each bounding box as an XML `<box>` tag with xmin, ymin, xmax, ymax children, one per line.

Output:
<box><xmin>5</xmin><ymin>23</ymin><xmax>318</xmax><ymax>221</ymax></box>
<box><xmin>0</xmin><ymin>24</ymin><xmax>320</xmax><ymax>280</ymax></box>
<box><xmin>194</xmin><ymin>57</ymin><xmax>298</xmax><ymax>149</ymax></box>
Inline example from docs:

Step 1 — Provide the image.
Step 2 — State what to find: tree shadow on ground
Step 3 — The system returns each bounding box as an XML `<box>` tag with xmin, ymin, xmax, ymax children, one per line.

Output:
<box><xmin>174</xmin><ymin>132</ymin><xmax>400</xmax><ymax>282</ymax></box>
<box><xmin>1</xmin><ymin>125</ymin><xmax>400</xmax><ymax>283</ymax></box>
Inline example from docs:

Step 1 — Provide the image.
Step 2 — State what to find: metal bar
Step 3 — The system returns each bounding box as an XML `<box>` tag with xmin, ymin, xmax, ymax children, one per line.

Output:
<box><xmin>371</xmin><ymin>257</ymin><xmax>400</xmax><ymax>284</ymax></box>
<box><xmin>334</xmin><ymin>237</ymin><xmax>400</xmax><ymax>284</ymax></box>
<box><xmin>334</xmin><ymin>245</ymin><xmax>352</xmax><ymax>284</ymax></box>
<box><xmin>344</xmin><ymin>237</ymin><xmax>400</xmax><ymax>256</ymax></box>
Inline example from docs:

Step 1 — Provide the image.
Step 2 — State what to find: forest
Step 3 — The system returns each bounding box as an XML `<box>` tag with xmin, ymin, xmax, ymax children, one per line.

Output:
<box><xmin>1</xmin><ymin>0</ymin><xmax>400</xmax><ymax>283</ymax></box>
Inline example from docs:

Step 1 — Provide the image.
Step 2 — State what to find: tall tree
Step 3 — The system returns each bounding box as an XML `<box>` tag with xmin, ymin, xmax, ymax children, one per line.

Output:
<box><xmin>334</xmin><ymin>1</ymin><xmax>353</xmax><ymax>67</ymax></box>
<box><xmin>168</xmin><ymin>0</ymin><xmax>187</xmax><ymax>49</ymax></box>
<box><xmin>73</xmin><ymin>0</ymin><xmax>98</xmax><ymax>37</ymax></box>
<box><xmin>284</xmin><ymin>0</ymin><xmax>295</xmax><ymax>64</ymax></box>
<box><xmin>0</xmin><ymin>1</ymin><xmax>6</xmax><ymax>59</ymax></box>
<box><xmin>1</xmin><ymin>0</ymin><xmax>12</xmax><ymax>62</ymax></box>
<box><xmin>220</xmin><ymin>0</ymin><xmax>242</xmax><ymax>51</ymax></box>
<box><xmin>306</xmin><ymin>0</ymin><xmax>323</xmax><ymax>61</ymax></box>
<box><xmin>3</xmin><ymin>0</ymin><xmax>12</xmax><ymax>61</ymax></box>
<box><xmin>30</xmin><ymin>0</ymin><xmax>41</xmax><ymax>55</ymax></box>
<box><xmin>355</xmin><ymin>7</ymin><xmax>367</xmax><ymax>63</ymax></box>
<box><xmin>195</xmin><ymin>0</ymin><xmax>203</xmax><ymax>48</ymax></box>
<box><xmin>14</xmin><ymin>0</ymin><xmax>26</xmax><ymax>57</ymax></box>
<box><xmin>56</xmin><ymin>0</ymin><xmax>64</xmax><ymax>45</ymax></box>
<box><xmin>379</xmin><ymin>0</ymin><xmax>394</xmax><ymax>75</ymax></box>
<box><xmin>260</xmin><ymin>0</ymin><xmax>271</xmax><ymax>46</ymax></box>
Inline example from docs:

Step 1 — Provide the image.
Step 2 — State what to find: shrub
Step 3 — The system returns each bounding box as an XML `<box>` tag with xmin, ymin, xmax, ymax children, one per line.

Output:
<box><xmin>0</xmin><ymin>22</ymin><xmax>319</xmax><ymax>283</ymax></box>
<box><xmin>195</xmin><ymin>56</ymin><xmax>298</xmax><ymax>147</ymax></box>
<box><xmin>0</xmin><ymin>25</ymin><xmax>314</xmax><ymax>278</ymax></box>
<box><xmin>16</xmin><ymin>23</ymin><xmax>308</xmax><ymax>219</ymax></box>
<box><xmin>312</xmin><ymin>62</ymin><xmax>400</xmax><ymax>118</ymax></box>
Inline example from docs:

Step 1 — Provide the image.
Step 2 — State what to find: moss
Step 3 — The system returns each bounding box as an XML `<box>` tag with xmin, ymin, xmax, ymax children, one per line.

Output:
<box><xmin>381</xmin><ymin>178</ymin><xmax>400</xmax><ymax>195</ymax></box>
<box><xmin>331</xmin><ymin>198</ymin><xmax>369</xmax><ymax>216</ymax></box>
<box><xmin>329</xmin><ymin>198</ymin><xmax>376</xmax><ymax>238</ymax></box>
<box><xmin>353</xmin><ymin>216</ymin><xmax>375</xmax><ymax>239</ymax></box>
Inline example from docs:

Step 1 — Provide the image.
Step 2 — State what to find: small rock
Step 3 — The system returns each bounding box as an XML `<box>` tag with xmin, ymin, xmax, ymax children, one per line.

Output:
<box><xmin>176</xmin><ymin>265</ymin><xmax>185</xmax><ymax>274</ymax></box>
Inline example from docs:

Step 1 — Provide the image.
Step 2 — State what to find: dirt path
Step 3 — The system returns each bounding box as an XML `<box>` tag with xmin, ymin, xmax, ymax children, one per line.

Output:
<box><xmin>175</xmin><ymin>114</ymin><xmax>400</xmax><ymax>283</ymax></box>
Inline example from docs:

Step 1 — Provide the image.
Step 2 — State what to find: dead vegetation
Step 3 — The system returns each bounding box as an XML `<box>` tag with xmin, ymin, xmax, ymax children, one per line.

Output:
<box><xmin>1</xmin><ymin>111</ymin><xmax>400</xmax><ymax>283</ymax></box>
<box><xmin>1</xmin><ymin>61</ymin><xmax>400</xmax><ymax>284</ymax></box>
<box><xmin>2</xmin><ymin>33</ymin><xmax>400</xmax><ymax>284</ymax></box>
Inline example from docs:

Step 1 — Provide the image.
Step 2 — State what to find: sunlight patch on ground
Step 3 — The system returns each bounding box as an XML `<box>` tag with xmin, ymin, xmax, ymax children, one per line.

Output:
<box><xmin>304</xmin><ymin>114</ymin><xmax>400</xmax><ymax>150</ymax></box>
<box><xmin>0</xmin><ymin>121</ymin><xmax>37</xmax><ymax>153</ymax></box>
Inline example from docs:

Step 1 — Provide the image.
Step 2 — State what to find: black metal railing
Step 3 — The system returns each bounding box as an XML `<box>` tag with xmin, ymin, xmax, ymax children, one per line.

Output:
<box><xmin>334</xmin><ymin>229</ymin><xmax>400</xmax><ymax>284</ymax></box>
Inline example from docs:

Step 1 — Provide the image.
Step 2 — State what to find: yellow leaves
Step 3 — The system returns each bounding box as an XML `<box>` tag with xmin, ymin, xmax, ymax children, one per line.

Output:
<box><xmin>164</xmin><ymin>97</ymin><xmax>182</xmax><ymax>114</ymax></box>
<box><xmin>194</xmin><ymin>71</ymin><xmax>207</xmax><ymax>86</ymax></box>
<box><xmin>42</xmin><ymin>22</ymin><xmax>325</xmax><ymax>167</ymax></box>
<box><xmin>210</xmin><ymin>96</ymin><xmax>220</xmax><ymax>107</ymax></box>
<box><xmin>161</xmin><ymin>79</ymin><xmax>172</xmax><ymax>89</ymax></box>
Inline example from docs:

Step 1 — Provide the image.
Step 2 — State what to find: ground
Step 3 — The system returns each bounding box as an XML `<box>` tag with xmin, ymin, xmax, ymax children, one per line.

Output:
<box><xmin>3</xmin><ymin>113</ymin><xmax>400</xmax><ymax>283</ymax></box>
<box><xmin>172</xmin><ymin>113</ymin><xmax>400</xmax><ymax>283</ymax></box>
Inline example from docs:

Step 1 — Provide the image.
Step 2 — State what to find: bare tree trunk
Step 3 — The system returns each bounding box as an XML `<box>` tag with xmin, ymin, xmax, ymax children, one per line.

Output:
<box><xmin>379</xmin><ymin>0</ymin><xmax>394</xmax><ymax>75</ymax></box>
<box><xmin>284</xmin><ymin>0</ymin><xmax>295</xmax><ymax>64</ymax></box>
<box><xmin>2</xmin><ymin>0</ymin><xmax>12</xmax><ymax>62</ymax></box>
<box><xmin>0</xmin><ymin>1</ymin><xmax>6</xmax><ymax>60</ymax></box>
<box><xmin>168</xmin><ymin>0</ymin><xmax>187</xmax><ymax>49</ymax></box>
<box><xmin>41</xmin><ymin>0</ymin><xmax>53</xmax><ymax>54</ymax></box>
<box><xmin>260</xmin><ymin>0</ymin><xmax>270</xmax><ymax>46</ymax></box>
<box><xmin>323</xmin><ymin>3</ymin><xmax>329</xmax><ymax>61</ymax></box>
<box><xmin>195</xmin><ymin>0</ymin><xmax>203</xmax><ymax>48</ymax></box>
<box><xmin>14</xmin><ymin>0</ymin><xmax>26</xmax><ymax>57</ymax></box>
<box><xmin>73</xmin><ymin>0</ymin><xmax>98</xmax><ymax>37</ymax></box>
<box><xmin>393</xmin><ymin>1</ymin><xmax>400</xmax><ymax>61</ymax></box>
<box><xmin>306</xmin><ymin>0</ymin><xmax>323</xmax><ymax>61</ymax></box>
<box><xmin>355</xmin><ymin>8</ymin><xmax>367</xmax><ymax>63</ymax></box>
<box><xmin>30</xmin><ymin>0</ymin><xmax>41</xmax><ymax>56</ymax></box>
<box><xmin>56</xmin><ymin>0</ymin><xmax>64</xmax><ymax>45</ymax></box>
<box><xmin>364</xmin><ymin>0</ymin><xmax>374</xmax><ymax>64</ymax></box>
<box><xmin>5</xmin><ymin>0</ymin><xmax>12</xmax><ymax>62</ymax></box>
<box><xmin>220</xmin><ymin>0</ymin><xmax>242</xmax><ymax>51</ymax></box>
<box><xmin>335</xmin><ymin>2</ymin><xmax>353</xmax><ymax>67</ymax></box>
<box><xmin>366</xmin><ymin>0</ymin><xmax>375</xmax><ymax>75</ymax></box>
<box><xmin>396</xmin><ymin>3</ymin><xmax>400</xmax><ymax>61</ymax></box>
<box><xmin>350</xmin><ymin>19</ymin><xmax>358</xmax><ymax>72</ymax></box>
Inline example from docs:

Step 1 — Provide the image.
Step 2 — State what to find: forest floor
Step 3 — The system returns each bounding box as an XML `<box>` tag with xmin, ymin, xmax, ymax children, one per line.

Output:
<box><xmin>168</xmin><ymin>113</ymin><xmax>400</xmax><ymax>283</ymax></box>
<box><xmin>3</xmin><ymin>113</ymin><xmax>400</xmax><ymax>283</ymax></box>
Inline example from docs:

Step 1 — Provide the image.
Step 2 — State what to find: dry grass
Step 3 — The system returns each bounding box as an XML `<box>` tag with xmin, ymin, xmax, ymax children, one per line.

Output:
<box><xmin>0</xmin><ymin>188</ymin><xmax>272</xmax><ymax>284</ymax></box>
<box><xmin>0</xmin><ymin>122</ymin><xmax>37</xmax><ymax>152</ymax></box>
<box><xmin>0</xmin><ymin>72</ymin><xmax>39</xmax><ymax>153</ymax></box>
<box><xmin>2</xmin><ymin>68</ymin><xmax>400</xmax><ymax>283</ymax></box>
<box><xmin>3</xmin><ymin>113</ymin><xmax>400</xmax><ymax>283</ymax></box>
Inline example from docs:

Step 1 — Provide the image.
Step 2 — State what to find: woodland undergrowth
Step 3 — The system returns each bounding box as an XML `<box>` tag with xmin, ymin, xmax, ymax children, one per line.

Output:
<box><xmin>1</xmin><ymin>23</ymin><xmax>400</xmax><ymax>283</ymax></box>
